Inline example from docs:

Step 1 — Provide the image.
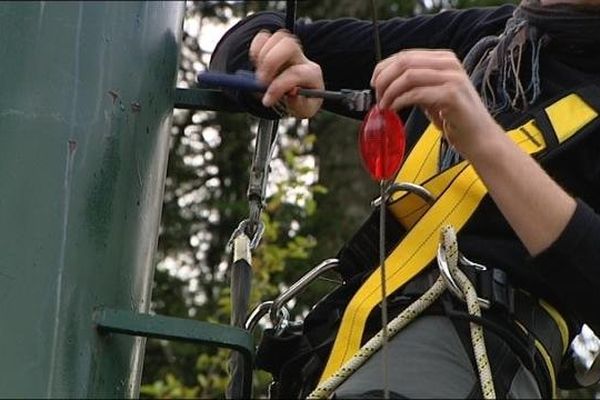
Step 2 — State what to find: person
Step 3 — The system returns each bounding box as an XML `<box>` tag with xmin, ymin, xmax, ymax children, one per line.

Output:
<box><xmin>210</xmin><ymin>0</ymin><xmax>600</xmax><ymax>397</ymax></box>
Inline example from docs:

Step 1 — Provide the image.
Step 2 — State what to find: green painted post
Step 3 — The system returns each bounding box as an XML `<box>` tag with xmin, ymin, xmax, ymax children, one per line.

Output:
<box><xmin>0</xmin><ymin>2</ymin><xmax>185</xmax><ymax>397</ymax></box>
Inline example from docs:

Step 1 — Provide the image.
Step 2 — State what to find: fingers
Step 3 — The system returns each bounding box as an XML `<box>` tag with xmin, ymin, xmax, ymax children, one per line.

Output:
<box><xmin>369</xmin><ymin>49</ymin><xmax>499</xmax><ymax>156</ymax></box>
<box><xmin>250</xmin><ymin>29</ymin><xmax>305</xmax><ymax>84</ymax></box>
<box><xmin>248</xmin><ymin>29</ymin><xmax>324</xmax><ymax>117</ymax></box>
<box><xmin>262</xmin><ymin>62</ymin><xmax>323</xmax><ymax>107</ymax></box>
<box><xmin>371</xmin><ymin>50</ymin><xmax>463</xmax><ymax>105</ymax></box>
<box><xmin>379</xmin><ymin>69</ymin><xmax>461</xmax><ymax>109</ymax></box>
<box><xmin>249</xmin><ymin>30</ymin><xmax>271</xmax><ymax>64</ymax></box>
<box><xmin>389</xmin><ymin>84</ymin><xmax>448</xmax><ymax>114</ymax></box>
<box><xmin>372</xmin><ymin>50</ymin><xmax>459</xmax><ymax>77</ymax></box>
<box><xmin>372</xmin><ymin>50</ymin><xmax>461</xmax><ymax>83</ymax></box>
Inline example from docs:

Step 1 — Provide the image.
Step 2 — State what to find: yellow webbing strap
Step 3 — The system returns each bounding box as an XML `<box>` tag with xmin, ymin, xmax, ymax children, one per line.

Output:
<box><xmin>320</xmin><ymin>93</ymin><xmax>598</xmax><ymax>384</ymax></box>
<box><xmin>394</xmin><ymin>122</ymin><xmax>442</xmax><ymax>185</ymax></box>
<box><xmin>539</xmin><ymin>299</ymin><xmax>570</xmax><ymax>354</ymax></box>
<box><xmin>391</xmin><ymin>162</ymin><xmax>466</xmax><ymax>228</ymax></box>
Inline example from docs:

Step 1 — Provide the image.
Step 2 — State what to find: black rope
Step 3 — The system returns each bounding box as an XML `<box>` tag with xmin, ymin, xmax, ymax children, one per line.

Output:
<box><xmin>370</xmin><ymin>0</ymin><xmax>382</xmax><ymax>63</ymax></box>
<box><xmin>285</xmin><ymin>0</ymin><xmax>297</xmax><ymax>33</ymax></box>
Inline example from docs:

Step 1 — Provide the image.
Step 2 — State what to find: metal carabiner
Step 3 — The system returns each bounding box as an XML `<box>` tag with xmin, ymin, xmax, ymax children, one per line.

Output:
<box><xmin>269</xmin><ymin>258</ymin><xmax>340</xmax><ymax>326</ymax></box>
<box><xmin>436</xmin><ymin>243</ymin><xmax>491</xmax><ymax>309</ymax></box>
<box><xmin>227</xmin><ymin>218</ymin><xmax>266</xmax><ymax>251</ymax></box>
<box><xmin>244</xmin><ymin>301</ymin><xmax>282</xmax><ymax>330</ymax></box>
<box><xmin>244</xmin><ymin>299</ymin><xmax>294</xmax><ymax>336</ymax></box>
<box><xmin>371</xmin><ymin>182</ymin><xmax>435</xmax><ymax>208</ymax></box>
<box><xmin>244</xmin><ymin>258</ymin><xmax>340</xmax><ymax>336</ymax></box>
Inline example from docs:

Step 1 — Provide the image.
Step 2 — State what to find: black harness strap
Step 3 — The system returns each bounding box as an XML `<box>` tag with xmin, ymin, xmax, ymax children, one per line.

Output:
<box><xmin>336</xmin><ymin>207</ymin><xmax>405</xmax><ymax>282</ymax></box>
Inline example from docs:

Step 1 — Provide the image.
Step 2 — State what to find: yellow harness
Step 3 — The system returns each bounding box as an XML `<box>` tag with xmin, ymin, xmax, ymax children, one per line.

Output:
<box><xmin>320</xmin><ymin>91</ymin><xmax>599</xmax><ymax>392</ymax></box>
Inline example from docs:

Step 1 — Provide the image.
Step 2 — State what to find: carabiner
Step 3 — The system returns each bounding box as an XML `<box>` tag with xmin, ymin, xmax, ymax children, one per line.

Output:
<box><xmin>269</xmin><ymin>258</ymin><xmax>339</xmax><ymax>326</ymax></box>
<box><xmin>437</xmin><ymin>243</ymin><xmax>491</xmax><ymax>309</ymax></box>
<box><xmin>371</xmin><ymin>182</ymin><xmax>435</xmax><ymax>208</ymax></box>
<box><xmin>244</xmin><ymin>258</ymin><xmax>340</xmax><ymax>336</ymax></box>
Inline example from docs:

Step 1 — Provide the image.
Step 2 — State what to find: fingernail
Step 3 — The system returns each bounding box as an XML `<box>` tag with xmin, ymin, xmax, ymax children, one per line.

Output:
<box><xmin>262</xmin><ymin>94</ymin><xmax>272</xmax><ymax>107</ymax></box>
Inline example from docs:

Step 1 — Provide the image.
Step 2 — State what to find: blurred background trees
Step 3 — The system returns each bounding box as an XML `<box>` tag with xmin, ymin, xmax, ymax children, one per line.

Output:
<box><xmin>140</xmin><ymin>0</ymin><xmax>599</xmax><ymax>398</ymax></box>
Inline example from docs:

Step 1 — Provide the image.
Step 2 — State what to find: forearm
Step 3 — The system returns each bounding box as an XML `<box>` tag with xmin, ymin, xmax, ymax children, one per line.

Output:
<box><xmin>466</xmin><ymin>124</ymin><xmax>577</xmax><ymax>256</ymax></box>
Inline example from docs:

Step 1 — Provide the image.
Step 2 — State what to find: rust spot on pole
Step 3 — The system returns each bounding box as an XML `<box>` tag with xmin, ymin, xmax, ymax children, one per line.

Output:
<box><xmin>130</xmin><ymin>102</ymin><xmax>142</xmax><ymax>112</ymax></box>
<box><xmin>68</xmin><ymin>139</ymin><xmax>77</xmax><ymax>154</ymax></box>
<box><xmin>108</xmin><ymin>90</ymin><xmax>119</xmax><ymax>104</ymax></box>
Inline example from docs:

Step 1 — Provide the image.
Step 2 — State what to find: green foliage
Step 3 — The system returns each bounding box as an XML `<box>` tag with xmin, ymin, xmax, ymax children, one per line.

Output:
<box><xmin>143</xmin><ymin>138</ymin><xmax>321</xmax><ymax>396</ymax></box>
<box><xmin>141</xmin><ymin>373</ymin><xmax>200</xmax><ymax>399</ymax></box>
<box><xmin>142</xmin><ymin>3</ymin><xmax>324</xmax><ymax>388</ymax></box>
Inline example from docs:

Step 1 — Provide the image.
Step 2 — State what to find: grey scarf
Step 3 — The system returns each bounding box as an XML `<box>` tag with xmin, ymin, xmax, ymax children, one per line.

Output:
<box><xmin>440</xmin><ymin>0</ymin><xmax>600</xmax><ymax>169</ymax></box>
<box><xmin>464</xmin><ymin>0</ymin><xmax>600</xmax><ymax>115</ymax></box>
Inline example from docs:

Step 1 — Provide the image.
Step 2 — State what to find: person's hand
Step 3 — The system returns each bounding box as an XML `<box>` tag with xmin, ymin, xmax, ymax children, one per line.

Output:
<box><xmin>249</xmin><ymin>29</ymin><xmax>324</xmax><ymax>119</ymax></box>
<box><xmin>370</xmin><ymin>49</ymin><xmax>503</xmax><ymax>159</ymax></box>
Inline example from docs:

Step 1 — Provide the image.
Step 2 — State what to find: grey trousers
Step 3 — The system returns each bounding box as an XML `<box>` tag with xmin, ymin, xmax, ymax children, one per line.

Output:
<box><xmin>334</xmin><ymin>316</ymin><xmax>541</xmax><ymax>399</ymax></box>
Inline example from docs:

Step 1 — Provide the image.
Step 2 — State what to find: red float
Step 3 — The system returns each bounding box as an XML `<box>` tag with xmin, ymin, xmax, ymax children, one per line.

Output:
<box><xmin>358</xmin><ymin>106</ymin><xmax>406</xmax><ymax>181</ymax></box>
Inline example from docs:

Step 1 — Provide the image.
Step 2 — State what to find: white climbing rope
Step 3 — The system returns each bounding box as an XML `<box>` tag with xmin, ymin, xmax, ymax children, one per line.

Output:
<box><xmin>439</xmin><ymin>225</ymin><xmax>496</xmax><ymax>399</ymax></box>
<box><xmin>307</xmin><ymin>225</ymin><xmax>496</xmax><ymax>399</ymax></box>
<box><xmin>307</xmin><ymin>275</ymin><xmax>447</xmax><ymax>399</ymax></box>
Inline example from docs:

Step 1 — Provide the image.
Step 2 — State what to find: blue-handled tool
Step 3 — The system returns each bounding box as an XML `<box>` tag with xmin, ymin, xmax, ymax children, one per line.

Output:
<box><xmin>198</xmin><ymin>70</ymin><xmax>373</xmax><ymax>112</ymax></box>
<box><xmin>199</xmin><ymin>70</ymin><xmax>268</xmax><ymax>93</ymax></box>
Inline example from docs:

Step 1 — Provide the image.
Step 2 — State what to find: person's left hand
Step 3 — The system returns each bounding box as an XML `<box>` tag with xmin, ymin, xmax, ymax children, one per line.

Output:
<box><xmin>370</xmin><ymin>49</ymin><xmax>502</xmax><ymax>159</ymax></box>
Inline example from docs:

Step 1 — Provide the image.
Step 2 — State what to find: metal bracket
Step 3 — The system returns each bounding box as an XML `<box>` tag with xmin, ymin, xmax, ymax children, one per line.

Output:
<box><xmin>94</xmin><ymin>307</ymin><xmax>254</xmax><ymax>398</ymax></box>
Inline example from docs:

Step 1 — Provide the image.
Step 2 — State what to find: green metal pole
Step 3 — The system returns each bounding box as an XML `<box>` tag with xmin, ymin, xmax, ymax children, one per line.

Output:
<box><xmin>0</xmin><ymin>1</ymin><xmax>184</xmax><ymax>397</ymax></box>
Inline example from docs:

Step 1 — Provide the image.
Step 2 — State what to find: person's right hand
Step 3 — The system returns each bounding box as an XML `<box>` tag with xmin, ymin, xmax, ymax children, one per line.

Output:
<box><xmin>249</xmin><ymin>29</ymin><xmax>324</xmax><ymax>119</ymax></box>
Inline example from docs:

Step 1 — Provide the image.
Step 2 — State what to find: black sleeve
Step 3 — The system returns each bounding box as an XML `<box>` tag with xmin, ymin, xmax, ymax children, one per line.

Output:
<box><xmin>209</xmin><ymin>11</ymin><xmax>287</xmax><ymax>119</ymax></box>
<box><xmin>209</xmin><ymin>6</ymin><xmax>514</xmax><ymax>119</ymax></box>
<box><xmin>530</xmin><ymin>199</ymin><xmax>600</xmax><ymax>334</ymax></box>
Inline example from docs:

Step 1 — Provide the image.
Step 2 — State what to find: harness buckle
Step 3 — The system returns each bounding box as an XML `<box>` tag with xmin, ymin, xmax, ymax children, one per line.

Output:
<box><xmin>488</xmin><ymin>268</ymin><xmax>515</xmax><ymax>314</ymax></box>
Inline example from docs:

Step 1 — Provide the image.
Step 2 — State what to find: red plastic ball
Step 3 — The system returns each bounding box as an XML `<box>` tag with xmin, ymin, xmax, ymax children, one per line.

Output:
<box><xmin>358</xmin><ymin>106</ymin><xmax>406</xmax><ymax>181</ymax></box>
